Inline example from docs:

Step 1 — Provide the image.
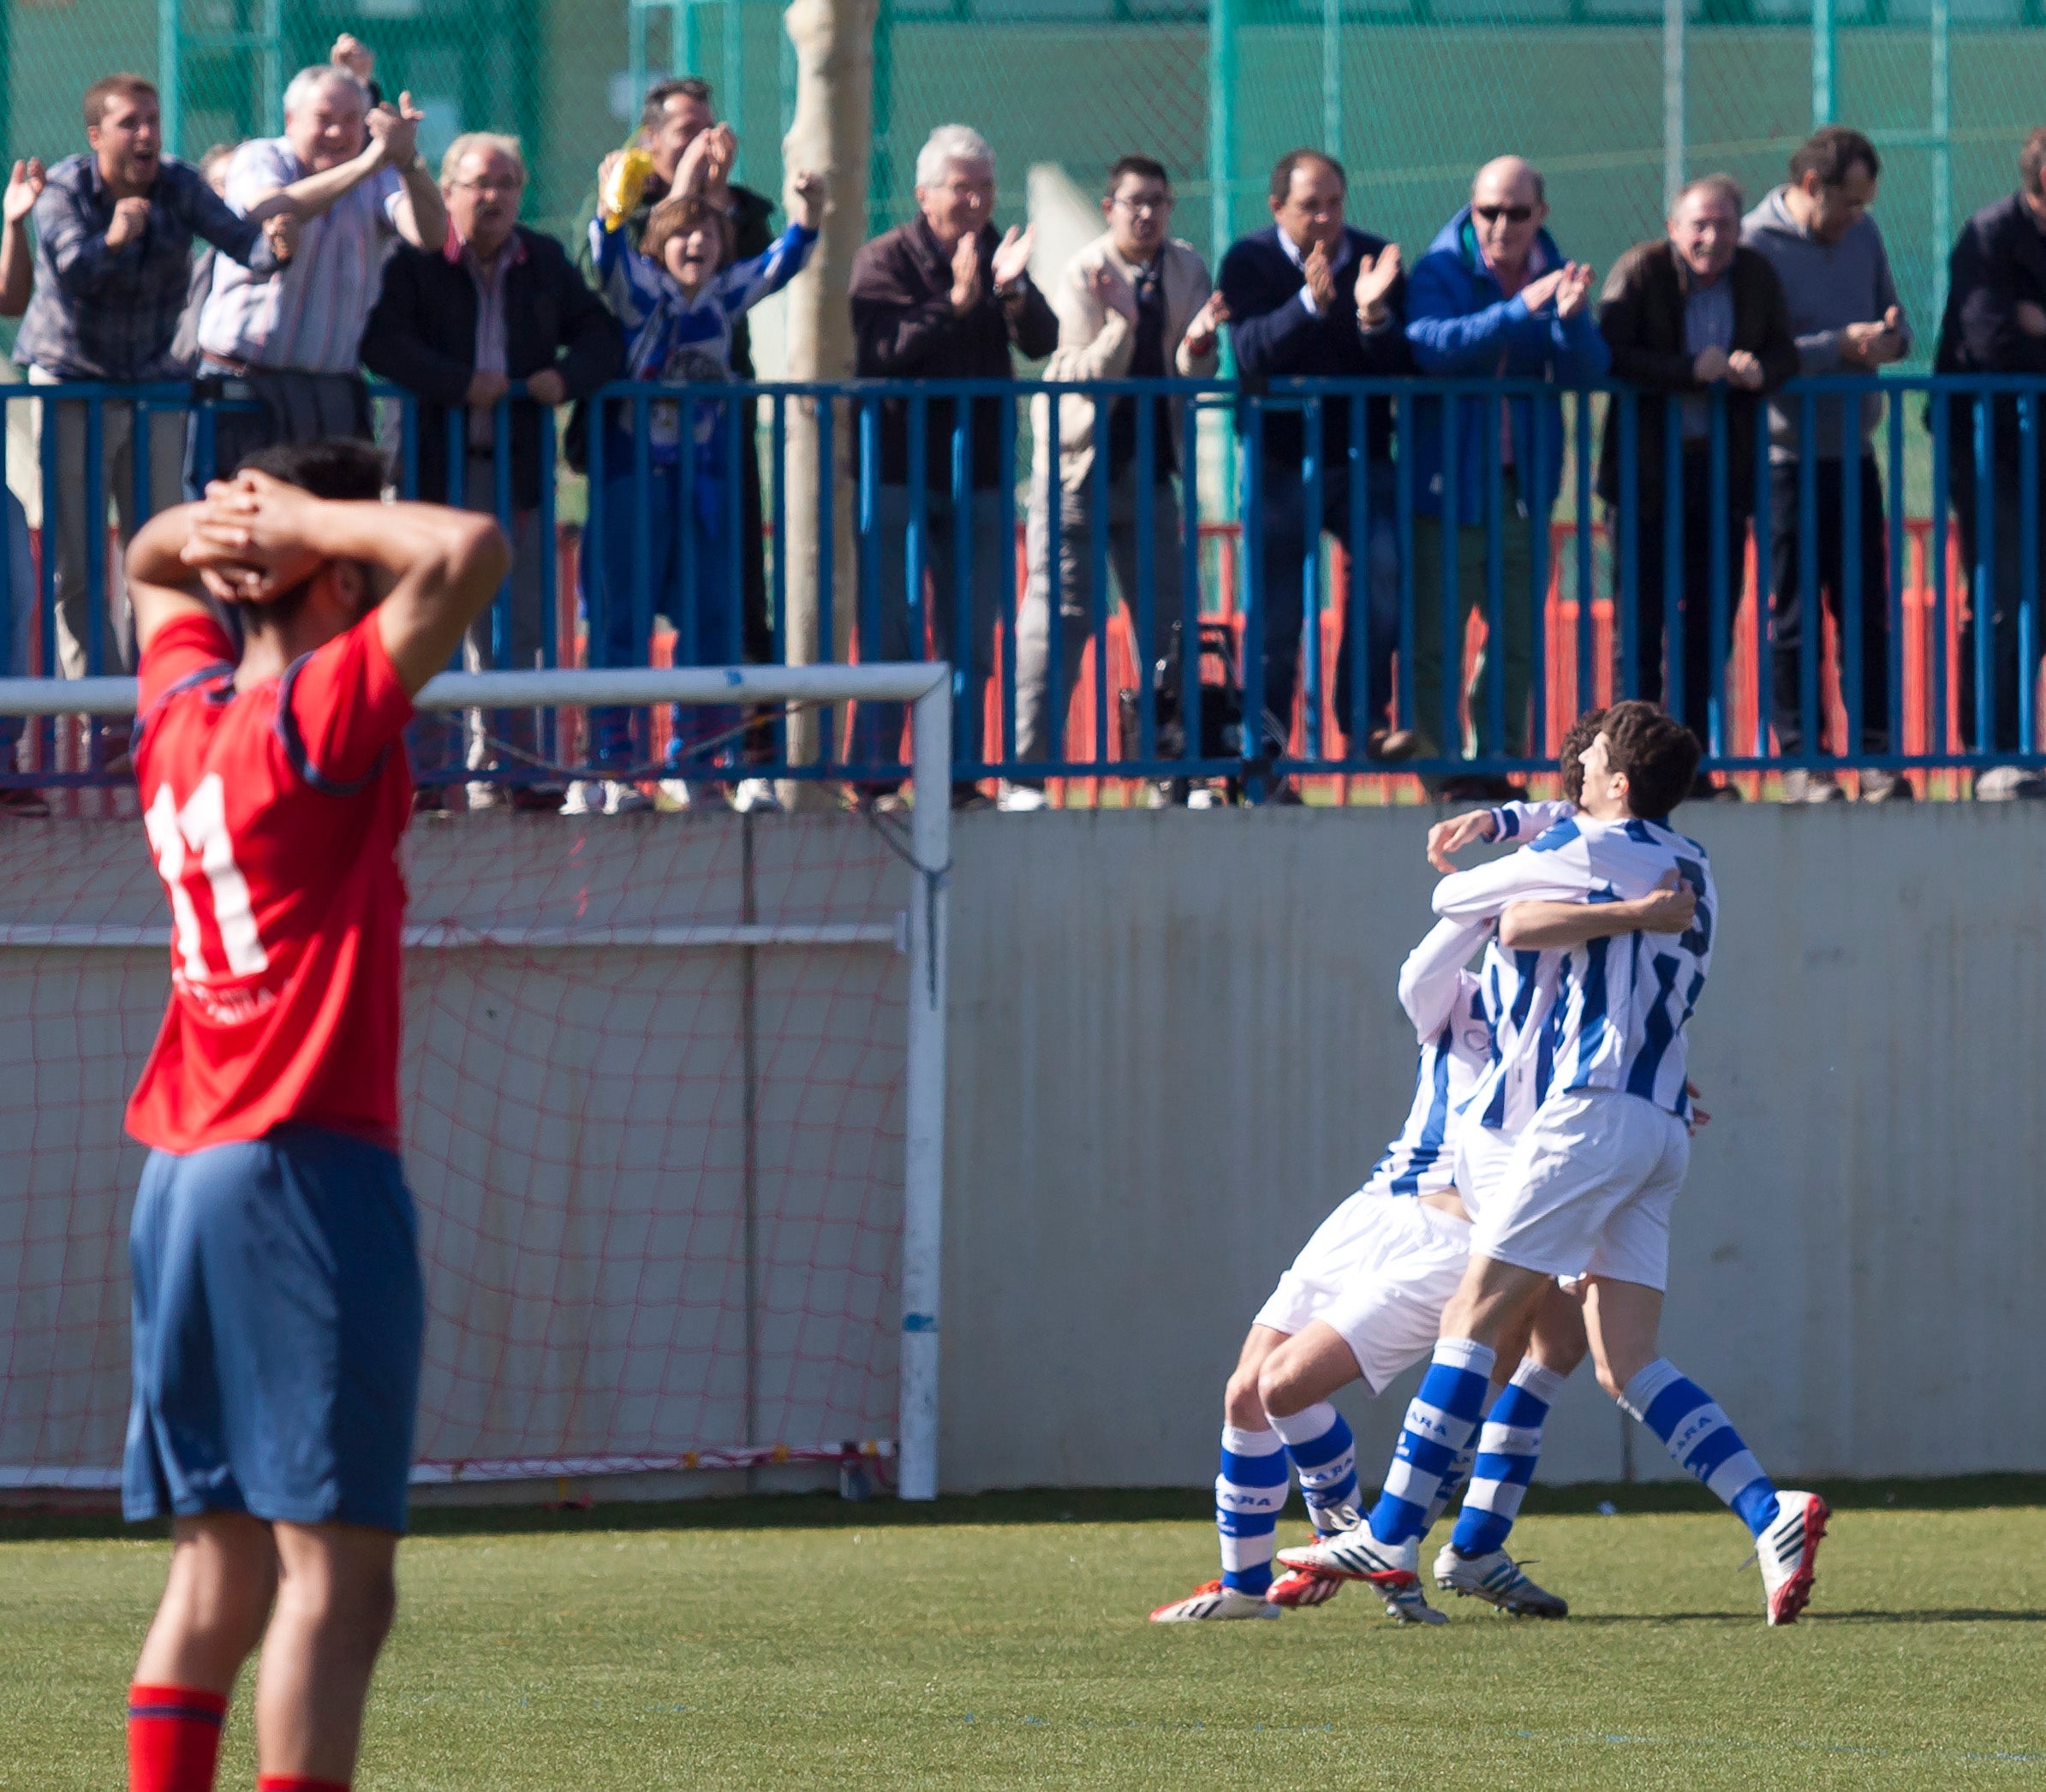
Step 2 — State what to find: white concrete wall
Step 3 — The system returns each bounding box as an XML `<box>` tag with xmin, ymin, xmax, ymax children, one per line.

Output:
<box><xmin>3</xmin><ymin>803</ymin><xmax>2039</xmax><ymax>1496</ymax></box>
<box><xmin>937</xmin><ymin>804</ymin><xmax>2046</xmax><ymax>1492</ymax></box>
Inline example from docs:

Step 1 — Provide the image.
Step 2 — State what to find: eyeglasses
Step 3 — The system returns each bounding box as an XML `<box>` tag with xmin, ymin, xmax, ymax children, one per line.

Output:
<box><xmin>1111</xmin><ymin>194</ymin><xmax>1171</xmax><ymax>217</ymax></box>
<box><xmin>451</xmin><ymin>177</ymin><xmax>523</xmax><ymax>194</ymax></box>
<box><xmin>1473</xmin><ymin>204</ymin><xmax>1536</xmax><ymax>223</ymax></box>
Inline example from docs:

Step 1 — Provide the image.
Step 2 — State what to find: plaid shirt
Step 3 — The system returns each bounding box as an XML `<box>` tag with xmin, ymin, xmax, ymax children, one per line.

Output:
<box><xmin>11</xmin><ymin>152</ymin><xmax>278</xmax><ymax>381</ymax></box>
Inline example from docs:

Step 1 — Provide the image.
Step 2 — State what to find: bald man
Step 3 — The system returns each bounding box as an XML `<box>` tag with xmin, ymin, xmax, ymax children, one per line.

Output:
<box><xmin>1405</xmin><ymin>157</ymin><xmax>1608</xmax><ymax>800</ymax></box>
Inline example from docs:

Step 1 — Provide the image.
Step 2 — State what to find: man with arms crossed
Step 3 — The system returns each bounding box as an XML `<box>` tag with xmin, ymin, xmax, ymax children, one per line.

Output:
<box><xmin>1286</xmin><ymin>701</ymin><xmax>1828</xmax><ymax>1624</ymax></box>
<box><xmin>1151</xmin><ymin>790</ymin><xmax>1698</xmax><ymax>1625</ymax></box>
<box><xmin>118</xmin><ymin>442</ymin><xmax>506</xmax><ymax>1792</ymax></box>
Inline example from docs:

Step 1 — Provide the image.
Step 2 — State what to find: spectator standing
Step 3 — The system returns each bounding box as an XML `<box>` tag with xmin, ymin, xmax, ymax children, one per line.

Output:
<box><xmin>1406</xmin><ymin>155</ymin><xmax>1608</xmax><ymax>799</ymax></box>
<box><xmin>166</xmin><ymin>142</ymin><xmax>239</xmax><ymax>385</ymax></box>
<box><xmin>1928</xmin><ymin>126</ymin><xmax>2046</xmax><ymax>800</ymax></box>
<box><xmin>850</xmin><ymin>125</ymin><xmax>1058</xmax><ymax>804</ymax></box>
<box><xmin>11</xmin><ymin>73</ymin><xmax>286</xmax><ymax>693</ymax></box>
<box><xmin>616</xmin><ymin>77</ymin><xmax>782</xmax><ymax>713</ymax></box>
<box><xmin>195</xmin><ymin>53</ymin><xmax>447</xmax><ymax>476</ymax></box>
<box><xmin>1007</xmin><ymin>155</ymin><xmax>1224</xmax><ymax>809</ymax></box>
<box><xmin>359</xmin><ymin>133</ymin><xmax>624</xmax><ymax>812</ymax></box>
<box><xmin>1219</xmin><ymin>149</ymin><xmax>1411</xmax><ymax>801</ymax></box>
<box><xmin>2</xmin><ymin>156</ymin><xmax>46</xmax><ymax>813</ymax></box>
<box><xmin>1597</xmin><ymin>175</ymin><xmax>1796</xmax><ymax>789</ymax></box>
<box><xmin>1742</xmin><ymin>127</ymin><xmax>1912</xmax><ymax>802</ymax></box>
<box><xmin>574</xmin><ymin>132</ymin><xmax>823</xmax><ymax>818</ymax></box>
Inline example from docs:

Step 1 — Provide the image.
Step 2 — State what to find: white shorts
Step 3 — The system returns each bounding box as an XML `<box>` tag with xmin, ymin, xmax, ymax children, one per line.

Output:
<box><xmin>1472</xmin><ymin>1087</ymin><xmax>1689</xmax><ymax>1289</ymax></box>
<box><xmin>1451</xmin><ymin>1120</ymin><xmax>1518</xmax><ymax>1223</ymax></box>
<box><xmin>1252</xmin><ymin>1194</ymin><xmax>1472</xmax><ymax>1395</ymax></box>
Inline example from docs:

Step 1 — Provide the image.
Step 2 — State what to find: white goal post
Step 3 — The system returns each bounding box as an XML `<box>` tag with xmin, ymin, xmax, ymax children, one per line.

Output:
<box><xmin>0</xmin><ymin>664</ymin><xmax>953</xmax><ymax>1504</ymax></box>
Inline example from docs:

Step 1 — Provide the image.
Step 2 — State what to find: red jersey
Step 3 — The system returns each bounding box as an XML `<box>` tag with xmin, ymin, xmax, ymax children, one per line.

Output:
<box><xmin>125</xmin><ymin>610</ymin><xmax>415</xmax><ymax>1154</ymax></box>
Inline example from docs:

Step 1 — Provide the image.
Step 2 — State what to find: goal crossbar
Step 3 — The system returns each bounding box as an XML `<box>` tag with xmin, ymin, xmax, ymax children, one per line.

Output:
<box><xmin>0</xmin><ymin>664</ymin><xmax>953</xmax><ymax>1503</ymax></box>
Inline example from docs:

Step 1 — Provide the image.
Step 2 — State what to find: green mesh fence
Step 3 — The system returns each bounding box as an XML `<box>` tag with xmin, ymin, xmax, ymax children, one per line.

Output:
<box><xmin>3</xmin><ymin>0</ymin><xmax>2046</xmax><ymax>354</ymax></box>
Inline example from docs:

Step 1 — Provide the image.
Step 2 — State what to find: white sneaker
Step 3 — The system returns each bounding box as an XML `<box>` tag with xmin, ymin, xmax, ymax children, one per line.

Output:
<box><xmin>1265</xmin><ymin>1566</ymin><xmax>1344</xmax><ymax>1609</ymax></box>
<box><xmin>1277</xmin><ymin>1529</ymin><xmax>1447</xmax><ymax>1625</ymax></box>
<box><xmin>563</xmin><ymin>780</ymin><xmax>605</xmax><ymax>817</ymax></box>
<box><xmin>1186</xmin><ymin>787</ymin><xmax>1223</xmax><ymax>811</ymax></box>
<box><xmin>657</xmin><ymin>777</ymin><xmax>694</xmax><ymax>810</ymax></box>
<box><xmin>731</xmin><ymin>777</ymin><xmax>783</xmax><ymax>814</ymax></box>
<box><xmin>998</xmin><ymin>781</ymin><xmax>1049</xmax><ymax>812</ymax></box>
<box><xmin>1756</xmin><ymin>1490</ymin><xmax>1830</xmax><ymax>1625</ymax></box>
<box><xmin>1148</xmin><ymin>1578</ymin><xmax>1283</xmax><ymax>1623</ymax></box>
<box><xmin>1975</xmin><ymin>764</ymin><xmax>2046</xmax><ymax>801</ymax></box>
<box><xmin>1433</xmin><ymin>1544</ymin><xmax>1569</xmax><ymax>1617</ymax></box>
<box><xmin>605</xmin><ymin>780</ymin><xmax>654</xmax><ymax>815</ymax></box>
<box><xmin>466</xmin><ymin>779</ymin><xmax>504</xmax><ymax>812</ymax></box>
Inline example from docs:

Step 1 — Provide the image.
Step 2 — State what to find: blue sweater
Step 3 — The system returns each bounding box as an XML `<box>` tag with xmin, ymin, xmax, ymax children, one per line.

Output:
<box><xmin>1404</xmin><ymin>207</ymin><xmax>1609</xmax><ymax>523</ymax></box>
<box><xmin>1218</xmin><ymin>224</ymin><xmax>1410</xmax><ymax>468</ymax></box>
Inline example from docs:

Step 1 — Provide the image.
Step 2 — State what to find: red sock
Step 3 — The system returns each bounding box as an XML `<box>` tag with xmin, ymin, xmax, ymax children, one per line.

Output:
<box><xmin>128</xmin><ymin>1683</ymin><xmax>228</xmax><ymax>1792</ymax></box>
<box><xmin>256</xmin><ymin>1780</ymin><xmax>349</xmax><ymax>1791</ymax></box>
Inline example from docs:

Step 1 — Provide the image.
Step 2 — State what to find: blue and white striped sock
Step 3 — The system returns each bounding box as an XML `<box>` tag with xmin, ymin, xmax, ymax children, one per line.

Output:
<box><xmin>1423</xmin><ymin>1442</ymin><xmax>1477</xmax><ymax>1533</ymax></box>
<box><xmin>1268</xmin><ymin>1402</ymin><xmax>1358</xmax><ymax>1536</ymax></box>
<box><xmin>1451</xmin><ymin>1358</ymin><xmax>1566</xmax><ymax>1556</ymax></box>
<box><xmin>1620</xmin><ymin>1358</ymin><xmax>1781</xmax><ymax>1538</ymax></box>
<box><xmin>1367</xmin><ymin>1338</ymin><xmax>1497</xmax><ymax>1545</ymax></box>
<box><xmin>1216</xmin><ymin>1425</ymin><xmax>1289</xmax><ymax>1593</ymax></box>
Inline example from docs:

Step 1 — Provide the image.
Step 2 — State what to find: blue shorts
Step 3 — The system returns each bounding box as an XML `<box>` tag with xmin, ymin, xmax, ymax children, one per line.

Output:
<box><xmin>123</xmin><ymin>1124</ymin><xmax>425</xmax><ymax>1533</ymax></box>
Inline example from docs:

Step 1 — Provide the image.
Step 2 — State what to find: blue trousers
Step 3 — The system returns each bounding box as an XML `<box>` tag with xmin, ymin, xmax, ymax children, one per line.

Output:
<box><xmin>582</xmin><ymin>450</ymin><xmax>741</xmax><ymax>772</ymax></box>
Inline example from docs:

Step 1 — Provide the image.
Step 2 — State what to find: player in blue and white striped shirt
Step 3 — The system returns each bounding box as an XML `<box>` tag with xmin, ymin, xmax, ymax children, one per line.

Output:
<box><xmin>1285</xmin><ymin>703</ymin><xmax>1831</xmax><ymax>1626</ymax></box>
<box><xmin>1150</xmin><ymin>861</ymin><xmax>1701</xmax><ymax>1626</ymax></box>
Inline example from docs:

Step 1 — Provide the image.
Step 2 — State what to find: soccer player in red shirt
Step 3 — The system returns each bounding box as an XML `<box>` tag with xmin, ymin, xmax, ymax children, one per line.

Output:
<box><xmin>117</xmin><ymin>438</ymin><xmax>508</xmax><ymax>1792</ymax></box>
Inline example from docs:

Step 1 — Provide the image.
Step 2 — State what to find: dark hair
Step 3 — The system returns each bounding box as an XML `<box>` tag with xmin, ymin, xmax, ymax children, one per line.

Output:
<box><xmin>2021</xmin><ymin>128</ymin><xmax>2046</xmax><ymax>200</ymax></box>
<box><xmin>1106</xmin><ymin>154</ymin><xmax>1170</xmax><ymax>197</ymax></box>
<box><xmin>643</xmin><ymin>192</ymin><xmax>733</xmax><ymax>267</ymax></box>
<box><xmin>642</xmin><ymin>76</ymin><xmax>713</xmax><ymax>132</ymax></box>
<box><xmin>84</xmin><ymin>74</ymin><xmax>158</xmax><ymax>130</ymax></box>
<box><xmin>1269</xmin><ymin>148</ymin><xmax>1345</xmax><ymax>207</ymax></box>
<box><xmin>1558</xmin><ymin>705</ymin><xmax>1608</xmax><ymax>807</ymax></box>
<box><xmin>1599</xmin><ymin>700</ymin><xmax>1701</xmax><ymax>819</ymax></box>
<box><xmin>1788</xmin><ymin>126</ymin><xmax>1879</xmax><ymax>189</ymax></box>
<box><xmin>235</xmin><ymin>438</ymin><xmax>386</xmax><ymax>501</ymax></box>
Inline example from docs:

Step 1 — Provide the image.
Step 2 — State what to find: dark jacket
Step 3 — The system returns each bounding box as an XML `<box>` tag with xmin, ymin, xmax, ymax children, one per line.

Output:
<box><xmin>1595</xmin><ymin>239</ymin><xmax>1797</xmax><ymax>504</ymax></box>
<box><xmin>850</xmin><ymin>217</ymin><xmax>1059</xmax><ymax>489</ymax></box>
<box><xmin>1216</xmin><ymin>223</ymin><xmax>1410</xmax><ymax>468</ymax></box>
<box><xmin>1931</xmin><ymin>192</ymin><xmax>2046</xmax><ymax>470</ymax></box>
<box><xmin>361</xmin><ymin>225</ymin><xmax>624</xmax><ymax>510</ymax></box>
<box><xmin>1405</xmin><ymin>208</ymin><xmax>1610</xmax><ymax>524</ymax></box>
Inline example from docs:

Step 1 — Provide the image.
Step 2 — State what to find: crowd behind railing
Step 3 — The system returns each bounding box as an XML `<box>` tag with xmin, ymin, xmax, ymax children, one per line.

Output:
<box><xmin>8</xmin><ymin>38</ymin><xmax>2046</xmax><ymax>814</ymax></box>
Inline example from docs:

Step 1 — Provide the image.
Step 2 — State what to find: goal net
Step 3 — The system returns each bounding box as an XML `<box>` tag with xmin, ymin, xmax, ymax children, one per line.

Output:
<box><xmin>0</xmin><ymin>664</ymin><xmax>951</xmax><ymax>1503</ymax></box>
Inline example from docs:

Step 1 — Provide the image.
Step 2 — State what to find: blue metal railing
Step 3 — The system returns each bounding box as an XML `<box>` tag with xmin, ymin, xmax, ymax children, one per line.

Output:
<box><xmin>4</xmin><ymin>371</ymin><xmax>2044</xmax><ymax>792</ymax></box>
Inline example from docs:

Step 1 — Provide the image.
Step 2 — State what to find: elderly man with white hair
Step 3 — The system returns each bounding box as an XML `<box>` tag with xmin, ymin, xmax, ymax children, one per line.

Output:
<box><xmin>195</xmin><ymin>37</ymin><xmax>448</xmax><ymax>476</ymax></box>
<box><xmin>850</xmin><ymin>123</ymin><xmax>1058</xmax><ymax>805</ymax></box>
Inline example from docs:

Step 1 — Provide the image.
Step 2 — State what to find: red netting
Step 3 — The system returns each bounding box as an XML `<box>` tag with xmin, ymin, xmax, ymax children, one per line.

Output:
<box><xmin>0</xmin><ymin>806</ymin><xmax>909</xmax><ymax>1492</ymax></box>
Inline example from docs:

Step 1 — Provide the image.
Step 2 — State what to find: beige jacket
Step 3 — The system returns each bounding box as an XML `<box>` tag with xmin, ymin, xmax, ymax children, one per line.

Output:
<box><xmin>1031</xmin><ymin>232</ymin><xmax>1216</xmax><ymax>495</ymax></box>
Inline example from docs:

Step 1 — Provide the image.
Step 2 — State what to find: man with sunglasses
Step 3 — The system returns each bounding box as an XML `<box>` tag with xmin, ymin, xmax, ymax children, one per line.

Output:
<box><xmin>1406</xmin><ymin>157</ymin><xmax>1608</xmax><ymax>798</ymax></box>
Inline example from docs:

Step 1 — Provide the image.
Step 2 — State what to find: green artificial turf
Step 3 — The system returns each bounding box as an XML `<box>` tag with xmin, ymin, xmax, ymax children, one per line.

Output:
<box><xmin>3</xmin><ymin>1482</ymin><xmax>2043</xmax><ymax>1790</ymax></box>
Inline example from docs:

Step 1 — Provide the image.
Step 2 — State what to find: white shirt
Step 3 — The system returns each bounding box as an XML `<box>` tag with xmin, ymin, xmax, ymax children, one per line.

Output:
<box><xmin>1433</xmin><ymin>810</ymin><xmax>1717</xmax><ymax>1121</ymax></box>
<box><xmin>198</xmin><ymin>140</ymin><xmax>403</xmax><ymax>374</ymax></box>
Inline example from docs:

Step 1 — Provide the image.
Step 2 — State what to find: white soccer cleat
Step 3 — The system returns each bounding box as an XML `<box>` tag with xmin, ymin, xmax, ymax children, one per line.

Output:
<box><xmin>1757</xmin><ymin>1490</ymin><xmax>1830</xmax><ymax>1626</ymax></box>
<box><xmin>605</xmin><ymin>780</ymin><xmax>654</xmax><ymax>815</ymax></box>
<box><xmin>563</xmin><ymin>779</ymin><xmax>605</xmax><ymax>817</ymax></box>
<box><xmin>1276</xmin><ymin>1529</ymin><xmax>1447</xmax><ymax>1625</ymax></box>
<box><xmin>1433</xmin><ymin>1544</ymin><xmax>1569</xmax><ymax>1617</ymax></box>
<box><xmin>1265</xmin><ymin>1566</ymin><xmax>1344</xmax><ymax>1609</ymax></box>
<box><xmin>1148</xmin><ymin>1579</ymin><xmax>1284</xmax><ymax>1623</ymax></box>
<box><xmin>731</xmin><ymin>777</ymin><xmax>783</xmax><ymax>814</ymax></box>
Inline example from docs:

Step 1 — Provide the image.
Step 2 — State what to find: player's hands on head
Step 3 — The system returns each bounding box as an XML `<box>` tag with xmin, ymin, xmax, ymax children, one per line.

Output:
<box><xmin>179</xmin><ymin>471</ymin><xmax>325</xmax><ymax>602</ymax></box>
<box><xmin>1427</xmin><ymin>808</ymin><xmax>1499</xmax><ymax>873</ymax></box>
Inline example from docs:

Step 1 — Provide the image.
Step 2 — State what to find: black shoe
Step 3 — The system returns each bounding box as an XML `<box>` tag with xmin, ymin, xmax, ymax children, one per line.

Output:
<box><xmin>413</xmin><ymin>786</ymin><xmax>449</xmax><ymax>814</ymax></box>
<box><xmin>1688</xmin><ymin>773</ymin><xmax>1743</xmax><ymax>803</ymax></box>
<box><xmin>0</xmin><ymin>785</ymin><xmax>51</xmax><ymax>819</ymax></box>
<box><xmin>510</xmin><ymin>784</ymin><xmax>565</xmax><ymax>813</ymax></box>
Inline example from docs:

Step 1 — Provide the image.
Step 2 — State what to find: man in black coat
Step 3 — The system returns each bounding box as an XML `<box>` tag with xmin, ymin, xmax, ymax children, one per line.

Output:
<box><xmin>360</xmin><ymin>132</ymin><xmax>623</xmax><ymax>807</ymax></box>
<box><xmin>1218</xmin><ymin>149</ymin><xmax>1410</xmax><ymax>798</ymax></box>
<box><xmin>850</xmin><ymin>124</ymin><xmax>1059</xmax><ymax>796</ymax></box>
<box><xmin>1930</xmin><ymin>128</ymin><xmax>2046</xmax><ymax>797</ymax></box>
<box><xmin>1597</xmin><ymin>175</ymin><xmax>1796</xmax><ymax>785</ymax></box>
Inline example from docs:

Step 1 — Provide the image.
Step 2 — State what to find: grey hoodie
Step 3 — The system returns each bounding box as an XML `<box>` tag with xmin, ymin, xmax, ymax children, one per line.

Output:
<box><xmin>1740</xmin><ymin>186</ymin><xmax>1910</xmax><ymax>461</ymax></box>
